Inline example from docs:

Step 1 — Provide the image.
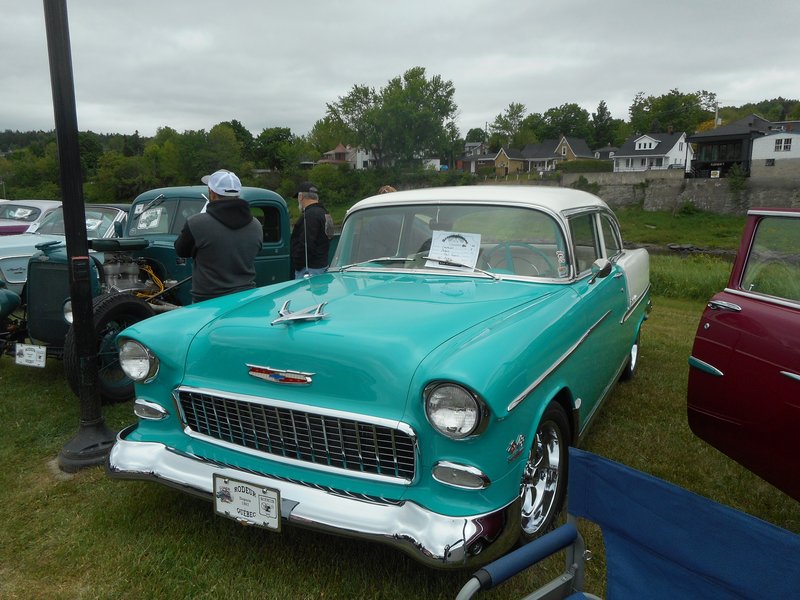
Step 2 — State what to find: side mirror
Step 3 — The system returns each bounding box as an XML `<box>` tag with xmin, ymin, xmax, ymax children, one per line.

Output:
<box><xmin>588</xmin><ymin>258</ymin><xmax>612</xmax><ymax>284</ymax></box>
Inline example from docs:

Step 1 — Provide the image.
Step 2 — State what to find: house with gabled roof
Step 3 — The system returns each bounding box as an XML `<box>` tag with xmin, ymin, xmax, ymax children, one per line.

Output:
<box><xmin>613</xmin><ymin>131</ymin><xmax>693</xmax><ymax>173</ymax></box>
<box><xmin>493</xmin><ymin>136</ymin><xmax>594</xmax><ymax>175</ymax></box>
<box><xmin>687</xmin><ymin>114</ymin><xmax>776</xmax><ymax>178</ymax></box>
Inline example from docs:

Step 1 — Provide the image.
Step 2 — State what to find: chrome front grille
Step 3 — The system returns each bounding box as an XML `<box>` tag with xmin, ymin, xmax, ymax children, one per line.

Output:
<box><xmin>176</xmin><ymin>388</ymin><xmax>416</xmax><ymax>481</ymax></box>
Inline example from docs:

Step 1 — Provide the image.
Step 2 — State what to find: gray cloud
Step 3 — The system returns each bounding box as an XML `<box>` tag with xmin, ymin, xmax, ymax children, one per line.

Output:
<box><xmin>2</xmin><ymin>0</ymin><xmax>799</xmax><ymax>138</ymax></box>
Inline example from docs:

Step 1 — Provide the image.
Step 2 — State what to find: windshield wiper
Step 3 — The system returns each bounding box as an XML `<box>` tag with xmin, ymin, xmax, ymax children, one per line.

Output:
<box><xmin>132</xmin><ymin>193</ymin><xmax>165</xmax><ymax>223</ymax></box>
<box><xmin>421</xmin><ymin>256</ymin><xmax>500</xmax><ymax>281</ymax></box>
<box><xmin>339</xmin><ymin>257</ymin><xmax>414</xmax><ymax>272</ymax></box>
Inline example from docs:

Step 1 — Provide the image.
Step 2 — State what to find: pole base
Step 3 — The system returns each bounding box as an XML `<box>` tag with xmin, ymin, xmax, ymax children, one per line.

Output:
<box><xmin>58</xmin><ymin>419</ymin><xmax>117</xmax><ymax>473</ymax></box>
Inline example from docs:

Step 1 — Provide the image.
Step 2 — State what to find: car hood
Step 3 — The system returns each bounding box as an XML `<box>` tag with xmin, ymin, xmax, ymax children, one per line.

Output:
<box><xmin>178</xmin><ymin>271</ymin><xmax>558</xmax><ymax>419</ymax></box>
<box><xmin>0</xmin><ymin>234</ymin><xmax>64</xmax><ymax>289</ymax></box>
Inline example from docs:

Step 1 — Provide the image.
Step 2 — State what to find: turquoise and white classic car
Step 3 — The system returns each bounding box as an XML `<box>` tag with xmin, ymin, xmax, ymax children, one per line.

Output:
<box><xmin>108</xmin><ymin>185</ymin><xmax>650</xmax><ymax>568</ymax></box>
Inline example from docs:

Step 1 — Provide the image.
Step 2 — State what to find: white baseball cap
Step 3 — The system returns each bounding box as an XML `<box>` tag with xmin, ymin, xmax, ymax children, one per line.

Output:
<box><xmin>201</xmin><ymin>169</ymin><xmax>241</xmax><ymax>197</ymax></box>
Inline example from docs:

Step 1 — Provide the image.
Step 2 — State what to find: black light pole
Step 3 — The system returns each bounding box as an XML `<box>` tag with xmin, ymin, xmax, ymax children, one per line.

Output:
<box><xmin>43</xmin><ymin>0</ymin><xmax>116</xmax><ymax>472</ymax></box>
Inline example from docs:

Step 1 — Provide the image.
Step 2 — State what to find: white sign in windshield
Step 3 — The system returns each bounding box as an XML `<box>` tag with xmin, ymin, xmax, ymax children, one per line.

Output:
<box><xmin>426</xmin><ymin>230</ymin><xmax>481</xmax><ymax>271</ymax></box>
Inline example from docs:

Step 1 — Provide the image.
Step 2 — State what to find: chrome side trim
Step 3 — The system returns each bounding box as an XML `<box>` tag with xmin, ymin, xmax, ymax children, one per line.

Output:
<box><xmin>508</xmin><ymin>310</ymin><xmax>612</xmax><ymax>412</ymax></box>
<box><xmin>107</xmin><ymin>428</ymin><xmax>518</xmax><ymax>568</ymax></box>
<box><xmin>688</xmin><ymin>356</ymin><xmax>724</xmax><ymax>377</ymax></box>
<box><xmin>780</xmin><ymin>371</ymin><xmax>800</xmax><ymax>383</ymax></box>
<box><xmin>748</xmin><ymin>210</ymin><xmax>800</xmax><ymax>218</ymax></box>
<box><xmin>724</xmin><ymin>287</ymin><xmax>800</xmax><ymax>310</ymax></box>
<box><xmin>621</xmin><ymin>283</ymin><xmax>651</xmax><ymax>324</ymax></box>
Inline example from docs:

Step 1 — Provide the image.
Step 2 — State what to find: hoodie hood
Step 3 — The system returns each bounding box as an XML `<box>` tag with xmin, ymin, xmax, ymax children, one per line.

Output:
<box><xmin>206</xmin><ymin>198</ymin><xmax>255</xmax><ymax>229</ymax></box>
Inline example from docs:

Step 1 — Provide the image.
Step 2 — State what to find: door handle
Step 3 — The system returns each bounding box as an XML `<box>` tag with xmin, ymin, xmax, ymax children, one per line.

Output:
<box><xmin>708</xmin><ymin>300</ymin><xmax>741</xmax><ymax>312</ymax></box>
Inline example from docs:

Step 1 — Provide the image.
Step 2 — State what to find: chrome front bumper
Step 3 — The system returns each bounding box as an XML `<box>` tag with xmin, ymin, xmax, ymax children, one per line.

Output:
<box><xmin>107</xmin><ymin>425</ymin><xmax>519</xmax><ymax>568</ymax></box>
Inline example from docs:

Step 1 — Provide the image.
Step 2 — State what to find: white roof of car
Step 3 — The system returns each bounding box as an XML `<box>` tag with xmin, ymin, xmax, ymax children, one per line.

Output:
<box><xmin>350</xmin><ymin>185</ymin><xmax>609</xmax><ymax>215</ymax></box>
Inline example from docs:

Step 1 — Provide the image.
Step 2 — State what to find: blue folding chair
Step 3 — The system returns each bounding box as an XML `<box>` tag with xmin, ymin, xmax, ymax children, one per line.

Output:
<box><xmin>456</xmin><ymin>447</ymin><xmax>800</xmax><ymax>599</ymax></box>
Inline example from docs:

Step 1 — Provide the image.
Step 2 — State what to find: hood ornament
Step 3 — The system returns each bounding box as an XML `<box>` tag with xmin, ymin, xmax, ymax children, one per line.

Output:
<box><xmin>247</xmin><ymin>365</ymin><xmax>314</xmax><ymax>385</ymax></box>
<box><xmin>271</xmin><ymin>300</ymin><xmax>327</xmax><ymax>325</ymax></box>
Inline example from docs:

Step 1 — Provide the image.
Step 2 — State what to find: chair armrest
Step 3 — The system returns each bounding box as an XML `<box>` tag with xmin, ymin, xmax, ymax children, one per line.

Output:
<box><xmin>457</xmin><ymin>522</ymin><xmax>578</xmax><ymax>598</ymax></box>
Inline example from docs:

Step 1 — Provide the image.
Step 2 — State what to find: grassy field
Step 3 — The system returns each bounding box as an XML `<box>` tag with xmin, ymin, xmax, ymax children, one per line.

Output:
<box><xmin>0</xmin><ymin>207</ymin><xmax>794</xmax><ymax>599</ymax></box>
<box><xmin>2</xmin><ymin>293</ymin><xmax>798</xmax><ymax>600</ymax></box>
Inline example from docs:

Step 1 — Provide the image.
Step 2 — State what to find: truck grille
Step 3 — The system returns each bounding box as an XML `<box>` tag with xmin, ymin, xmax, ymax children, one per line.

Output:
<box><xmin>176</xmin><ymin>388</ymin><xmax>416</xmax><ymax>481</ymax></box>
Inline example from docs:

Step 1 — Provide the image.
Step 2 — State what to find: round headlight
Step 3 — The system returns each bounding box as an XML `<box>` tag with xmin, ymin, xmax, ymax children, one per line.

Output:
<box><xmin>119</xmin><ymin>339</ymin><xmax>159</xmax><ymax>382</ymax></box>
<box><xmin>425</xmin><ymin>383</ymin><xmax>482</xmax><ymax>439</ymax></box>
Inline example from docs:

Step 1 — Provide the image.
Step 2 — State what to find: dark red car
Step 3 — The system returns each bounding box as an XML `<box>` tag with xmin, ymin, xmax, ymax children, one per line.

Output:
<box><xmin>688</xmin><ymin>208</ymin><xmax>800</xmax><ymax>500</ymax></box>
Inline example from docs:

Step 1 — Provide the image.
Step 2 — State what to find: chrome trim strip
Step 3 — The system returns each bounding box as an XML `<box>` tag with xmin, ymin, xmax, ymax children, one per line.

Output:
<box><xmin>747</xmin><ymin>210</ymin><xmax>800</xmax><ymax>218</ymax></box>
<box><xmin>508</xmin><ymin>310</ymin><xmax>612</xmax><ymax>412</ymax></box>
<box><xmin>432</xmin><ymin>461</ymin><xmax>491</xmax><ymax>490</ymax></box>
<box><xmin>724</xmin><ymin>287</ymin><xmax>800</xmax><ymax>310</ymax></box>
<box><xmin>174</xmin><ymin>385</ymin><xmax>415</xmax><ymax>435</ymax></box>
<box><xmin>621</xmin><ymin>283</ymin><xmax>651</xmax><ymax>324</ymax></box>
<box><xmin>688</xmin><ymin>356</ymin><xmax>724</xmax><ymax>377</ymax></box>
<box><xmin>107</xmin><ymin>428</ymin><xmax>518</xmax><ymax>568</ymax></box>
<box><xmin>780</xmin><ymin>371</ymin><xmax>800</xmax><ymax>383</ymax></box>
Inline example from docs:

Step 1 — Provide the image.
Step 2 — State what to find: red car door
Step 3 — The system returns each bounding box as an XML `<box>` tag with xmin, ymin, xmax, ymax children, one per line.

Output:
<box><xmin>688</xmin><ymin>209</ymin><xmax>800</xmax><ymax>500</ymax></box>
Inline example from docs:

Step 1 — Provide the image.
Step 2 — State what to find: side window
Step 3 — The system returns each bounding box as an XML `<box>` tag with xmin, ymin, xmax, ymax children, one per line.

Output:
<box><xmin>741</xmin><ymin>217</ymin><xmax>800</xmax><ymax>302</ymax></box>
<box><xmin>600</xmin><ymin>214</ymin><xmax>622</xmax><ymax>258</ymax></box>
<box><xmin>252</xmin><ymin>206</ymin><xmax>282</xmax><ymax>243</ymax></box>
<box><xmin>568</xmin><ymin>213</ymin><xmax>601</xmax><ymax>274</ymax></box>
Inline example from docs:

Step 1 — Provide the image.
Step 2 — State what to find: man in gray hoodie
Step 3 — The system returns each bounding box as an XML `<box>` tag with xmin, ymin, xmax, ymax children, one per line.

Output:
<box><xmin>175</xmin><ymin>169</ymin><xmax>263</xmax><ymax>302</ymax></box>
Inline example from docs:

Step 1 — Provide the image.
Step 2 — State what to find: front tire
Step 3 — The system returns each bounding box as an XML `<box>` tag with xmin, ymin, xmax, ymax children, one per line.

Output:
<box><xmin>519</xmin><ymin>402</ymin><xmax>571</xmax><ymax>542</ymax></box>
<box><xmin>64</xmin><ymin>293</ymin><xmax>155</xmax><ymax>404</ymax></box>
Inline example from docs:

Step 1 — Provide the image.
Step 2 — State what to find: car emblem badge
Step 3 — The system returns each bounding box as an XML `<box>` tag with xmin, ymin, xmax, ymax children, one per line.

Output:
<box><xmin>247</xmin><ymin>364</ymin><xmax>314</xmax><ymax>385</ymax></box>
<box><xmin>507</xmin><ymin>434</ymin><xmax>525</xmax><ymax>462</ymax></box>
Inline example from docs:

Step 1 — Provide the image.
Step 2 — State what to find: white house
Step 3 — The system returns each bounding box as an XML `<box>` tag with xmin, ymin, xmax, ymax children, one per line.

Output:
<box><xmin>613</xmin><ymin>131</ymin><xmax>693</xmax><ymax>173</ymax></box>
<box><xmin>750</xmin><ymin>131</ymin><xmax>800</xmax><ymax>177</ymax></box>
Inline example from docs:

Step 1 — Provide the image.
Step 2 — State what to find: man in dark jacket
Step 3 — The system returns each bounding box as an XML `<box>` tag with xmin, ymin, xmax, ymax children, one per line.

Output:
<box><xmin>174</xmin><ymin>169</ymin><xmax>263</xmax><ymax>302</ymax></box>
<box><xmin>290</xmin><ymin>181</ymin><xmax>332</xmax><ymax>278</ymax></box>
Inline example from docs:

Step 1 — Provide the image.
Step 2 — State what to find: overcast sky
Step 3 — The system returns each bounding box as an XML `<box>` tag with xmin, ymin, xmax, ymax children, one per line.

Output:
<box><xmin>3</xmin><ymin>1</ymin><xmax>799</xmax><ymax>140</ymax></box>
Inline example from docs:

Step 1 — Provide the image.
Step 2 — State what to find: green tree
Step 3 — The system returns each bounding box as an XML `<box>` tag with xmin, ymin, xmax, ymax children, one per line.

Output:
<box><xmin>489</xmin><ymin>102</ymin><xmax>527</xmax><ymax>148</ymax></box>
<box><xmin>219</xmin><ymin>119</ymin><xmax>255</xmax><ymax>161</ymax></box>
<box><xmin>629</xmin><ymin>89</ymin><xmax>715</xmax><ymax>135</ymax></box>
<box><xmin>540</xmin><ymin>103</ymin><xmax>592</xmax><ymax>141</ymax></box>
<box><xmin>307</xmin><ymin>116</ymin><xmax>353</xmax><ymax>155</ymax></box>
<box><xmin>253</xmin><ymin>127</ymin><xmax>295</xmax><ymax>171</ymax></box>
<box><xmin>465</xmin><ymin>128</ymin><xmax>485</xmax><ymax>143</ymax></box>
<box><xmin>327</xmin><ymin>67</ymin><xmax>458</xmax><ymax>167</ymax></box>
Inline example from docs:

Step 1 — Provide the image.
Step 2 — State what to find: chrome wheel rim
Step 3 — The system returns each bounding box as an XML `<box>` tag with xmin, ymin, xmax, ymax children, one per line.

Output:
<box><xmin>629</xmin><ymin>339</ymin><xmax>639</xmax><ymax>372</ymax></box>
<box><xmin>520</xmin><ymin>421</ymin><xmax>562</xmax><ymax>535</ymax></box>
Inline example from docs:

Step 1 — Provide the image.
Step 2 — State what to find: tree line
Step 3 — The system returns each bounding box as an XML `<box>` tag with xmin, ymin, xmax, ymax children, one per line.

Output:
<box><xmin>0</xmin><ymin>64</ymin><xmax>797</xmax><ymax>204</ymax></box>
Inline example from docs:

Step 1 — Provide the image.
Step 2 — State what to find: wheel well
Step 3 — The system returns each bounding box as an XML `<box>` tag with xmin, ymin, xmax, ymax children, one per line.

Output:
<box><xmin>550</xmin><ymin>387</ymin><xmax>577</xmax><ymax>443</ymax></box>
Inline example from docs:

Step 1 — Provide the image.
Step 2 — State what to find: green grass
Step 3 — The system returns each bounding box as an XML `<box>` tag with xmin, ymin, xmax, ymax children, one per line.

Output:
<box><xmin>2</xmin><ymin>294</ymin><xmax>798</xmax><ymax>599</ymax></box>
<box><xmin>616</xmin><ymin>205</ymin><xmax>746</xmax><ymax>250</ymax></box>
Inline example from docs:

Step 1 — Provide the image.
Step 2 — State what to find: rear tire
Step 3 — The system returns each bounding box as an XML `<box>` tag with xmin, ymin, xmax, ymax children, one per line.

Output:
<box><xmin>620</xmin><ymin>331</ymin><xmax>640</xmax><ymax>382</ymax></box>
<box><xmin>64</xmin><ymin>293</ymin><xmax>155</xmax><ymax>404</ymax></box>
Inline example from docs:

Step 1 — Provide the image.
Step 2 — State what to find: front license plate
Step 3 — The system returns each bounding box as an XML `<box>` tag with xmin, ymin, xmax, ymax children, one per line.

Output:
<box><xmin>15</xmin><ymin>343</ymin><xmax>46</xmax><ymax>368</ymax></box>
<box><xmin>213</xmin><ymin>475</ymin><xmax>281</xmax><ymax>531</ymax></box>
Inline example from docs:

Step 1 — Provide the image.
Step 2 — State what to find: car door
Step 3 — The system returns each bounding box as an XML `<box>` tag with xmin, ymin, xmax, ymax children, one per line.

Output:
<box><xmin>688</xmin><ymin>211</ymin><xmax>800</xmax><ymax>499</ymax></box>
<box><xmin>567</xmin><ymin>210</ymin><xmax>629</xmax><ymax>425</ymax></box>
<box><xmin>250</xmin><ymin>199</ymin><xmax>292</xmax><ymax>285</ymax></box>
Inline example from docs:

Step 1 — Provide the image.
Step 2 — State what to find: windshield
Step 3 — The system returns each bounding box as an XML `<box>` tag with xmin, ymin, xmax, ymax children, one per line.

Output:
<box><xmin>127</xmin><ymin>197</ymin><xmax>206</xmax><ymax>236</ymax></box>
<box><xmin>332</xmin><ymin>203</ymin><xmax>569</xmax><ymax>279</ymax></box>
<box><xmin>30</xmin><ymin>206</ymin><xmax>122</xmax><ymax>238</ymax></box>
<box><xmin>0</xmin><ymin>204</ymin><xmax>42</xmax><ymax>222</ymax></box>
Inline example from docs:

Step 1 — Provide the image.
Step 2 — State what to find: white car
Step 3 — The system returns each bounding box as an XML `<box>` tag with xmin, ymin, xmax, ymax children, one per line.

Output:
<box><xmin>0</xmin><ymin>204</ymin><xmax>128</xmax><ymax>296</ymax></box>
<box><xmin>0</xmin><ymin>199</ymin><xmax>62</xmax><ymax>236</ymax></box>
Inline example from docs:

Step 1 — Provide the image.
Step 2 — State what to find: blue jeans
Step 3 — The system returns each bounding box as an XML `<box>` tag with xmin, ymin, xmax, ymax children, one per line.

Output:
<box><xmin>295</xmin><ymin>267</ymin><xmax>327</xmax><ymax>279</ymax></box>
